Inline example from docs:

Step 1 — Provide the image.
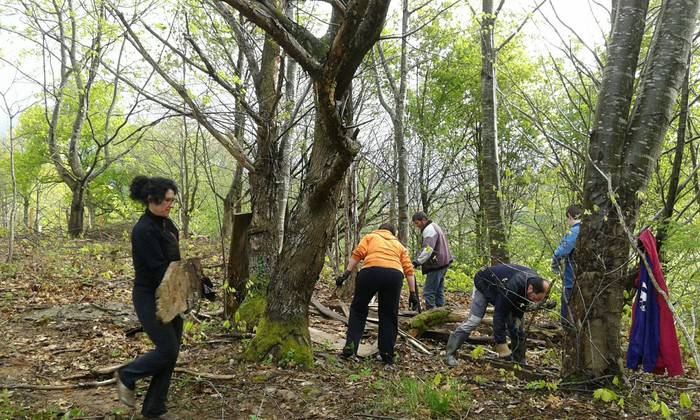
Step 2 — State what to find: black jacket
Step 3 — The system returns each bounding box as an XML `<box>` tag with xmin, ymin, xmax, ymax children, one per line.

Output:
<box><xmin>131</xmin><ymin>210</ymin><xmax>181</xmax><ymax>291</ymax></box>
<box><xmin>474</xmin><ymin>264</ymin><xmax>538</xmax><ymax>344</ymax></box>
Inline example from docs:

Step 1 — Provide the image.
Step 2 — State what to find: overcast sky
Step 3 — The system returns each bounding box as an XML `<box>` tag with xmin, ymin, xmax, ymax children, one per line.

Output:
<box><xmin>0</xmin><ymin>0</ymin><xmax>611</xmax><ymax>137</ymax></box>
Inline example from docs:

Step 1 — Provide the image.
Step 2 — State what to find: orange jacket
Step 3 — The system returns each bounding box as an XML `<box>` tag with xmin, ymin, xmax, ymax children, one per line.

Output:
<box><xmin>351</xmin><ymin>229</ymin><xmax>415</xmax><ymax>277</ymax></box>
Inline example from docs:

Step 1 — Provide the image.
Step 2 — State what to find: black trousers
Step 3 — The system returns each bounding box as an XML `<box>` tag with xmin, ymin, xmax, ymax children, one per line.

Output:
<box><xmin>344</xmin><ymin>266</ymin><xmax>403</xmax><ymax>363</ymax></box>
<box><xmin>120</xmin><ymin>286</ymin><xmax>183</xmax><ymax>417</ymax></box>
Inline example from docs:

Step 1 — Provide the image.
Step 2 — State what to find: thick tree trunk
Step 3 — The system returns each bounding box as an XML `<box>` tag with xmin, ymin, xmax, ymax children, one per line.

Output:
<box><xmin>563</xmin><ymin>0</ymin><xmax>697</xmax><ymax>380</ymax></box>
<box><xmin>479</xmin><ymin>0</ymin><xmax>509</xmax><ymax>265</ymax></box>
<box><xmin>246</xmin><ymin>84</ymin><xmax>360</xmax><ymax>367</ymax></box>
<box><xmin>246</xmin><ymin>31</ymin><xmax>283</xmax><ymax>286</ymax></box>
<box><xmin>67</xmin><ymin>183</ymin><xmax>87</xmax><ymax>238</ymax></box>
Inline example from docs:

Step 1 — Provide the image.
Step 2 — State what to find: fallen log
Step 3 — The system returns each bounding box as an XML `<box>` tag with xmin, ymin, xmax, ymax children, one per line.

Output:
<box><xmin>310</xmin><ymin>296</ymin><xmax>430</xmax><ymax>354</ymax></box>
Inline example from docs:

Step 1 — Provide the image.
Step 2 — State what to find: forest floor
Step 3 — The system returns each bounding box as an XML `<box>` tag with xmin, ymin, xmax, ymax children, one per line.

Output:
<box><xmin>0</xmin><ymin>233</ymin><xmax>698</xmax><ymax>419</ymax></box>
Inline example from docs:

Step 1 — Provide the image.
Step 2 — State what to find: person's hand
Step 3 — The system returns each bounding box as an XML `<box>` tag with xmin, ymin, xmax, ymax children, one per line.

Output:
<box><xmin>408</xmin><ymin>292</ymin><xmax>420</xmax><ymax>311</ymax></box>
<box><xmin>335</xmin><ymin>270</ymin><xmax>351</xmax><ymax>288</ymax></box>
<box><xmin>412</xmin><ymin>260</ymin><xmax>420</xmax><ymax>268</ymax></box>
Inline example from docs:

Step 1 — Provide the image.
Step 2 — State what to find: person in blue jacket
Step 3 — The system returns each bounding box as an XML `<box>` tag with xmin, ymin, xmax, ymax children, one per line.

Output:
<box><xmin>551</xmin><ymin>204</ymin><xmax>582</xmax><ymax>329</ymax></box>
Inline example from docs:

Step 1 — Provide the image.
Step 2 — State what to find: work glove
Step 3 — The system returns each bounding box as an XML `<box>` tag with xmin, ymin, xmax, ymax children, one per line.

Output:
<box><xmin>495</xmin><ymin>343</ymin><xmax>512</xmax><ymax>359</ymax></box>
<box><xmin>412</xmin><ymin>260</ymin><xmax>420</xmax><ymax>268</ymax></box>
<box><xmin>408</xmin><ymin>292</ymin><xmax>420</xmax><ymax>311</ymax></box>
<box><xmin>200</xmin><ymin>276</ymin><xmax>216</xmax><ymax>301</ymax></box>
<box><xmin>335</xmin><ymin>270</ymin><xmax>351</xmax><ymax>288</ymax></box>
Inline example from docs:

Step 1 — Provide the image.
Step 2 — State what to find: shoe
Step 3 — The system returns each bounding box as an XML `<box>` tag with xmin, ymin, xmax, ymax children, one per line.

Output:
<box><xmin>114</xmin><ymin>371</ymin><xmax>135</xmax><ymax>408</ymax></box>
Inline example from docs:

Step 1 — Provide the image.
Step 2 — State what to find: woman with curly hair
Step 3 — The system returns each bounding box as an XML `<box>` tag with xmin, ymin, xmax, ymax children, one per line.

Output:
<box><xmin>115</xmin><ymin>175</ymin><xmax>181</xmax><ymax>419</ymax></box>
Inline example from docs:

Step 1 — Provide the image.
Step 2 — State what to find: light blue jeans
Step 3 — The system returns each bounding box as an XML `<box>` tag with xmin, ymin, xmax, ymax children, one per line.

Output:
<box><xmin>423</xmin><ymin>267</ymin><xmax>448</xmax><ymax>309</ymax></box>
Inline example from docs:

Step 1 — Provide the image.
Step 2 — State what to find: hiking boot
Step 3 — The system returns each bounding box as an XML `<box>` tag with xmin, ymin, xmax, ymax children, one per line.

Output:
<box><xmin>114</xmin><ymin>371</ymin><xmax>135</xmax><ymax>408</ymax></box>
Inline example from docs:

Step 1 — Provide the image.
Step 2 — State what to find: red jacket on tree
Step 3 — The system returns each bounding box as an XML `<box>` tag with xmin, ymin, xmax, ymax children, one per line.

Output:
<box><xmin>627</xmin><ymin>229</ymin><xmax>683</xmax><ymax>377</ymax></box>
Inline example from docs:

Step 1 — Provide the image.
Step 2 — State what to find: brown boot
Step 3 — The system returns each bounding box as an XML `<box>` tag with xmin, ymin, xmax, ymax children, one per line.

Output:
<box><xmin>114</xmin><ymin>371</ymin><xmax>135</xmax><ymax>408</ymax></box>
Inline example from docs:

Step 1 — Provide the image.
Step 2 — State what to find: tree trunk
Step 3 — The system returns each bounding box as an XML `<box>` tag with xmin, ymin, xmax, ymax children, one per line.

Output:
<box><xmin>395</xmin><ymin>0</ymin><xmax>410</xmax><ymax>244</ymax></box>
<box><xmin>246</xmin><ymin>84</ymin><xmax>361</xmax><ymax>367</ymax></box>
<box><xmin>222</xmin><ymin>163</ymin><xmax>243</xmax><ymax>241</ymax></box>
<box><xmin>67</xmin><ymin>183</ymin><xmax>87</xmax><ymax>238</ymax></box>
<box><xmin>479</xmin><ymin>0</ymin><xmax>509</xmax><ymax>265</ymax></box>
<box><xmin>7</xmin><ymin>114</ymin><xmax>17</xmax><ymax>262</ymax></box>
<box><xmin>246</xmin><ymin>31</ymin><xmax>283</xmax><ymax>287</ymax></box>
<box><xmin>22</xmin><ymin>195</ymin><xmax>29</xmax><ymax>230</ymax></box>
<box><xmin>563</xmin><ymin>0</ymin><xmax>698</xmax><ymax>380</ymax></box>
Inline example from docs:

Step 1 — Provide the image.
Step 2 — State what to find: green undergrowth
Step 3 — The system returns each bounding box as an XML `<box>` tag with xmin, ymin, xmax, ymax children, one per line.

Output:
<box><xmin>374</xmin><ymin>374</ymin><xmax>471</xmax><ymax>418</ymax></box>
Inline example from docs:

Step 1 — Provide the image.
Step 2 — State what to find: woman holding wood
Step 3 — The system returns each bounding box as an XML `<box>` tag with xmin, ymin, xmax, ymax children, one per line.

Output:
<box><xmin>335</xmin><ymin>223</ymin><xmax>417</xmax><ymax>365</ymax></box>
<box><xmin>115</xmin><ymin>176</ymin><xmax>182</xmax><ymax>420</ymax></box>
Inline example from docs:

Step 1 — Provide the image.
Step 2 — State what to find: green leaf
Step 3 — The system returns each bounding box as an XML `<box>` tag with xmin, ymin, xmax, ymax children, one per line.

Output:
<box><xmin>593</xmin><ymin>388</ymin><xmax>617</xmax><ymax>403</ymax></box>
<box><xmin>680</xmin><ymin>392</ymin><xmax>692</xmax><ymax>409</ymax></box>
<box><xmin>612</xmin><ymin>376</ymin><xmax>620</xmax><ymax>387</ymax></box>
<box><xmin>660</xmin><ymin>401</ymin><xmax>671</xmax><ymax>419</ymax></box>
<box><xmin>433</xmin><ymin>373</ymin><xmax>443</xmax><ymax>386</ymax></box>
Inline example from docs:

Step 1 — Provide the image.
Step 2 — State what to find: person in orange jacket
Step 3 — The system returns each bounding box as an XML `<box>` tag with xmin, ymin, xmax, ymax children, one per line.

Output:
<box><xmin>336</xmin><ymin>223</ymin><xmax>417</xmax><ymax>364</ymax></box>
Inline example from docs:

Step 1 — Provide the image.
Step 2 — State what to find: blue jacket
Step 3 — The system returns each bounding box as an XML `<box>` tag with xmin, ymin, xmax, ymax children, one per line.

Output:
<box><xmin>626</xmin><ymin>256</ymin><xmax>660</xmax><ymax>373</ymax></box>
<box><xmin>552</xmin><ymin>223</ymin><xmax>580</xmax><ymax>289</ymax></box>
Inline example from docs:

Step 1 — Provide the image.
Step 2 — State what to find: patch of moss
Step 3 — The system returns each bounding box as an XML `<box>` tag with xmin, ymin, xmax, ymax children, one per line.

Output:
<box><xmin>245</xmin><ymin>317</ymin><xmax>314</xmax><ymax>369</ymax></box>
<box><xmin>408</xmin><ymin>308</ymin><xmax>452</xmax><ymax>336</ymax></box>
<box><xmin>235</xmin><ymin>294</ymin><xmax>266</xmax><ymax>331</ymax></box>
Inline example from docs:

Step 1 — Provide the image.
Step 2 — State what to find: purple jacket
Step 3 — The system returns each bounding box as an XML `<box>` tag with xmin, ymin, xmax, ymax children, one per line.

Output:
<box><xmin>415</xmin><ymin>221</ymin><xmax>453</xmax><ymax>274</ymax></box>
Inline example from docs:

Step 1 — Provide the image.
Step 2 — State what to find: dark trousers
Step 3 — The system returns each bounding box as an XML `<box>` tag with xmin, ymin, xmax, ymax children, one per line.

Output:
<box><xmin>344</xmin><ymin>267</ymin><xmax>403</xmax><ymax>363</ymax></box>
<box><xmin>120</xmin><ymin>286</ymin><xmax>183</xmax><ymax>417</ymax></box>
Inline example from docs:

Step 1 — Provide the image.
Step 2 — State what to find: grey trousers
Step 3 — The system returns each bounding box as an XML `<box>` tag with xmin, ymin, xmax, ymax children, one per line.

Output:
<box><xmin>452</xmin><ymin>288</ymin><xmax>489</xmax><ymax>341</ymax></box>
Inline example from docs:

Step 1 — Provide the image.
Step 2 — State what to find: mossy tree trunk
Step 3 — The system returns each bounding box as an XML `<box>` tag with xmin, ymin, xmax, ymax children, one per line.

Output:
<box><xmin>225</xmin><ymin>0</ymin><xmax>392</xmax><ymax>367</ymax></box>
<box><xmin>563</xmin><ymin>0</ymin><xmax>698</xmax><ymax>380</ymax></box>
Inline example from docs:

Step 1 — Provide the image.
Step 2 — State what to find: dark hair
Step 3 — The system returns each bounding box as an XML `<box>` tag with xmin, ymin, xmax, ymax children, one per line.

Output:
<box><xmin>129</xmin><ymin>176</ymin><xmax>178</xmax><ymax>205</ymax></box>
<box><xmin>378</xmin><ymin>223</ymin><xmax>396</xmax><ymax>236</ymax></box>
<box><xmin>566</xmin><ymin>204</ymin><xmax>583</xmax><ymax>220</ymax></box>
<box><xmin>529</xmin><ymin>276</ymin><xmax>548</xmax><ymax>294</ymax></box>
<box><xmin>411</xmin><ymin>211</ymin><xmax>428</xmax><ymax>222</ymax></box>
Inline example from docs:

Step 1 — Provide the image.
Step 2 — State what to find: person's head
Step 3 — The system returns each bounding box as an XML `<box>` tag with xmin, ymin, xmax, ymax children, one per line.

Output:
<box><xmin>411</xmin><ymin>211</ymin><xmax>429</xmax><ymax>230</ymax></box>
<box><xmin>566</xmin><ymin>204</ymin><xmax>583</xmax><ymax>226</ymax></box>
<box><xmin>129</xmin><ymin>176</ymin><xmax>178</xmax><ymax>218</ymax></box>
<box><xmin>378</xmin><ymin>223</ymin><xmax>396</xmax><ymax>236</ymax></box>
<box><xmin>526</xmin><ymin>276</ymin><xmax>550</xmax><ymax>302</ymax></box>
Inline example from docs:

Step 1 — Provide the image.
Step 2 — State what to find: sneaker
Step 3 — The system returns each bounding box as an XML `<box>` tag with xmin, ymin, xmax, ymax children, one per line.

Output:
<box><xmin>114</xmin><ymin>371</ymin><xmax>135</xmax><ymax>408</ymax></box>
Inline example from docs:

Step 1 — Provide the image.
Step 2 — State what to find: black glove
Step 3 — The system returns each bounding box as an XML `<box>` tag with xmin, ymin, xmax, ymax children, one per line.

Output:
<box><xmin>412</xmin><ymin>260</ymin><xmax>420</xmax><ymax>268</ymax></box>
<box><xmin>335</xmin><ymin>270</ymin><xmax>351</xmax><ymax>288</ymax></box>
<box><xmin>408</xmin><ymin>292</ymin><xmax>420</xmax><ymax>311</ymax></box>
<box><xmin>201</xmin><ymin>276</ymin><xmax>216</xmax><ymax>302</ymax></box>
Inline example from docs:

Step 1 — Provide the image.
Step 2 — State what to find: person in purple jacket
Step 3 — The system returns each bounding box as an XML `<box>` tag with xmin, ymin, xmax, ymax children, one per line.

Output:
<box><xmin>411</xmin><ymin>212</ymin><xmax>453</xmax><ymax>310</ymax></box>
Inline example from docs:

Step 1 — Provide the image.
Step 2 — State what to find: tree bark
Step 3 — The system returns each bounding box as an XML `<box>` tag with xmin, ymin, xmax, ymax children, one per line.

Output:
<box><xmin>479</xmin><ymin>0</ymin><xmax>509</xmax><ymax>265</ymax></box>
<box><xmin>67</xmin><ymin>183</ymin><xmax>87</xmax><ymax>238</ymax></box>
